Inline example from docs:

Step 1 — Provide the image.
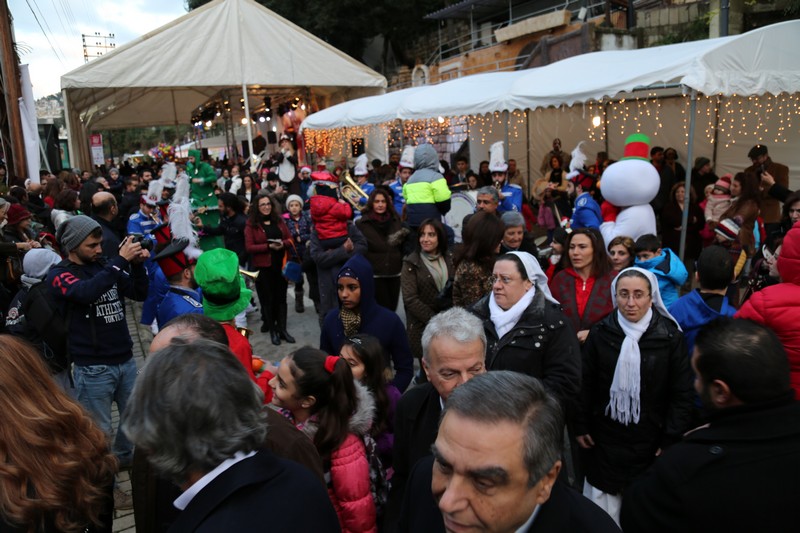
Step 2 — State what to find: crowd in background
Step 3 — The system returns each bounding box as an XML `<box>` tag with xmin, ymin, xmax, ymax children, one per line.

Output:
<box><xmin>0</xmin><ymin>132</ymin><xmax>798</xmax><ymax>533</ymax></box>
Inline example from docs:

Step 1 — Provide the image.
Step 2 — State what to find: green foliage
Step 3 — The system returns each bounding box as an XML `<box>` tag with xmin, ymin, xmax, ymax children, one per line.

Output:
<box><xmin>186</xmin><ymin>0</ymin><xmax>445</xmax><ymax>70</ymax></box>
<box><xmin>98</xmin><ymin>126</ymin><xmax>192</xmax><ymax>156</ymax></box>
<box><xmin>652</xmin><ymin>16</ymin><xmax>710</xmax><ymax>45</ymax></box>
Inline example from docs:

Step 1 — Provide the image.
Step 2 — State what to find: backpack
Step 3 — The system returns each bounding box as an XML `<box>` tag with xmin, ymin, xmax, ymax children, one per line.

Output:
<box><xmin>21</xmin><ymin>262</ymin><xmax>81</xmax><ymax>374</ymax></box>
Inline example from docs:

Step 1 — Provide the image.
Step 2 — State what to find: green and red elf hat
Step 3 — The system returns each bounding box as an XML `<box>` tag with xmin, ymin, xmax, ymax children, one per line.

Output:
<box><xmin>620</xmin><ymin>134</ymin><xmax>651</xmax><ymax>161</ymax></box>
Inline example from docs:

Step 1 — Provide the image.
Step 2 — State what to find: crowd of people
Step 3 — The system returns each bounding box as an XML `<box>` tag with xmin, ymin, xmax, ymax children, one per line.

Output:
<box><xmin>0</xmin><ymin>132</ymin><xmax>798</xmax><ymax>533</ymax></box>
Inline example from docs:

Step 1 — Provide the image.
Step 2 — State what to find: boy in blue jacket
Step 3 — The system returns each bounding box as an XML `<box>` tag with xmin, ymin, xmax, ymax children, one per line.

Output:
<box><xmin>634</xmin><ymin>234</ymin><xmax>688</xmax><ymax>308</ymax></box>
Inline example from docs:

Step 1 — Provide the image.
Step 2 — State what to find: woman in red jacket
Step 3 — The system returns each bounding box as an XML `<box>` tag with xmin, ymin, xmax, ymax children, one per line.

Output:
<box><xmin>270</xmin><ymin>348</ymin><xmax>378</xmax><ymax>533</ymax></box>
<box><xmin>244</xmin><ymin>193</ymin><xmax>295</xmax><ymax>345</ymax></box>
<box><xmin>550</xmin><ymin>228</ymin><xmax>615</xmax><ymax>343</ymax></box>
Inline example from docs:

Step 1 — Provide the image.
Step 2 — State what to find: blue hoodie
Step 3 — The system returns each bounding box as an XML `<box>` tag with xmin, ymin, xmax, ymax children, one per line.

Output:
<box><xmin>635</xmin><ymin>248</ymin><xmax>688</xmax><ymax>308</ymax></box>
<box><xmin>669</xmin><ymin>289</ymin><xmax>736</xmax><ymax>358</ymax></box>
<box><xmin>320</xmin><ymin>254</ymin><xmax>414</xmax><ymax>391</ymax></box>
<box><xmin>570</xmin><ymin>192</ymin><xmax>602</xmax><ymax>229</ymax></box>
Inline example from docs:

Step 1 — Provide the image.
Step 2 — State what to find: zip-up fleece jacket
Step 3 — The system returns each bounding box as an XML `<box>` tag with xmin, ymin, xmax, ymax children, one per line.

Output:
<box><xmin>47</xmin><ymin>256</ymin><xmax>149</xmax><ymax>366</ymax></box>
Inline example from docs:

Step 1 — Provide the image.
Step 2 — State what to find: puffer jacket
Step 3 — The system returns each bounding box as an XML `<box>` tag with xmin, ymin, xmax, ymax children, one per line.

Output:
<box><xmin>310</xmin><ymin>194</ymin><xmax>352</xmax><ymax>240</ymax></box>
<box><xmin>737</xmin><ymin>220</ymin><xmax>800</xmax><ymax>399</ymax></box>
<box><xmin>402</xmin><ymin>144</ymin><xmax>451</xmax><ymax>226</ymax></box>
<box><xmin>297</xmin><ymin>382</ymin><xmax>378</xmax><ymax>533</ymax></box>
<box><xmin>470</xmin><ymin>287</ymin><xmax>582</xmax><ymax>417</ymax></box>
<box><xmin>401</xmin><ymin>250</ymin><xmax>454</xmax><ymax>361</ymax></box>
<box><xmin>575</xmin><ymin>309</ymin><xmax>694</xmax><ymax>494</ymax></box>
<box><xmin>635</xmin><ymin>248</ymin><xmax>688</xmax><ymax>308</ymax></box>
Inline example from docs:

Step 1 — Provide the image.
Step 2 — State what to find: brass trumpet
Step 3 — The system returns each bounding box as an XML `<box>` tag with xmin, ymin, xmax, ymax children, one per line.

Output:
<box><xmin>340</xmin><ymin>169</ymin><xmax>369</xmax><ymax>211</ymax></box>
<box><xmin>239</xmin><ymin>268</ymin><xmax>260</xmax><ymax>280</ymax></box>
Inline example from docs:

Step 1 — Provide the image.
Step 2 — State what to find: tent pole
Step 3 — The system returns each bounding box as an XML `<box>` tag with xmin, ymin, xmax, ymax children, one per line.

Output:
<box><xmin>504</xmin><ymin>110</ymin><xmax>509</xmax><ymax>156</ymax></box>
<box><xmin>679</xmin><ymin>88</ymin><xmax>697</xmax><ymax>262</ymax></box>
<box><xmin>242</xmin><ymin>84</ymin><xmax>255</xmax><ymax>171</ymax></box>
<box><xmin>525</xmin><ymin>109</ymin><xmax>531</xmax><ymax>198</ymax></box>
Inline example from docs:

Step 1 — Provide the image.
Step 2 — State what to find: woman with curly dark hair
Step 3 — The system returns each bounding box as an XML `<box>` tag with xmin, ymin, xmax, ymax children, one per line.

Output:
<box><xmin>452</xmin><ymin>211</ymin><xmax>505</xmax><ymax>307</ymax></box>
<box><xmin>245</xmin><ymin>192</ymin><xmax>294</xmax><ymax>344</ymax></box>
<box><xmin>0</xmin><ymin>335</ymin><xmax>117</xmax><ymax>532</ymax></box>
<box><xmin>356</xmin><ymin>187</ymin><xmax>407</xmax><ymax>311</ymax></box>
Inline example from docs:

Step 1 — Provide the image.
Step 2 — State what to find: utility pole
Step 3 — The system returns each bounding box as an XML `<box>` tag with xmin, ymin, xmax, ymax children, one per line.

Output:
<box><xmin>0</xmin><ymin>0</ymin><xmax>28</xmax><ymax>180</ymax></box>
<box><xmin>82</xmin><ymin>33</ymin><xmax>115</xmax><ymax>63</ymax></box>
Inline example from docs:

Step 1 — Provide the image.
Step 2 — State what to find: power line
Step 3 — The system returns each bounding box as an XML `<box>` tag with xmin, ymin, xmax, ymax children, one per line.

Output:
<box><xmin>23</xmin><ymin>0</ymin><xmax>66</xmax><ymax>66</ymax></box>
<box><xmin>47</xmin><ymin>0</ymin><xmax>72</xmax><ymax>39</ymax></box>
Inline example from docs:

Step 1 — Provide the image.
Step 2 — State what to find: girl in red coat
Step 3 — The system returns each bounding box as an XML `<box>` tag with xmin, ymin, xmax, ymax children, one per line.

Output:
<box><xmin>270</xmin><ymin>348</ymin><xmax>377</xmax><ymax>533</ymax></box>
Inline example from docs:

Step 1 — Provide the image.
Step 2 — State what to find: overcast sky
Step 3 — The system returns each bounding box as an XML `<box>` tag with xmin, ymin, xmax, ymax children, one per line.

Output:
<box><xmin>9</xmin><ymin>0</ymin><xmax>188</xmax><ymax>98</ymax></box>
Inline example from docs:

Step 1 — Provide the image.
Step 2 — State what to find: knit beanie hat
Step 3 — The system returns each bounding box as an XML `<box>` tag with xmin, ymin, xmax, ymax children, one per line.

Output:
<box><xmin>715</xmin><ymin>216</ymin><xmax>742</xmax><ymax>241</ymax></box>
<box><xmin>285</xmin><ymin>194</ymin><xmax>303</xmax><ymax>210</ymax></box>
<box><xmin>714</xmin><ymin>174</ymin><xmax>732</xmax><ymax>193</ymax></box>
<box><xmin>22</xmin><ymin>248</ymin><xmax>62</xmax><ymax>279</ymax></box>
<box><xmin>6</xmin><ymin>204</ymin><xmax>31</xmax><ymax>226</ymax></box>
<box><xmin>56</xmin><ymin>214</ymin><xmax>101</xmax><ymax>252</ymax></box>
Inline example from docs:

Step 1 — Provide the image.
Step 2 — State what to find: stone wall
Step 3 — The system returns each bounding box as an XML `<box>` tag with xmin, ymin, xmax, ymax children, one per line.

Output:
<box><xmin>636</xmin><ymin>2</ymin><xmax>710</xmax><ymax>45</ymax></box>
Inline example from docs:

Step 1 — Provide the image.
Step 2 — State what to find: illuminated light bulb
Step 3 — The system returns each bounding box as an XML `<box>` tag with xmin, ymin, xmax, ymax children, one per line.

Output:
<box><xmin>437</xmin><ymin>116</ymin><xmax>445</xmax><ymax>124</ymax></box>
<box><xmin>258</xmin><ymin>116</ymin><xmax>266</xmax><ymax>123</ymax></box>
<box><xmin>205</xmin><ymin>120</ymin><xmax>212</xmax><ymax>128</ymax></box>
<box><xmin>241</xmin><ymin>118</ymin><xmax>248</xmax><ymax>125</ymax></box>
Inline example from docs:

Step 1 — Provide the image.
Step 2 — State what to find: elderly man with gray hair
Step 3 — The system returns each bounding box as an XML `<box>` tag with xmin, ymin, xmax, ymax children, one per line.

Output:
<box><xmin>386</xmin><ymin>307</ymin><xmax>487</xmax><ymax>526</ymax></box>
<box><xmin>398</xmin><ymin>371</ymin><xmax>621</xmax><ymax>533</ymax></box>
<box><xmin>123</xmin><ymin>338</ymin><xmax>339</xmax><ymax>532</ymax></box>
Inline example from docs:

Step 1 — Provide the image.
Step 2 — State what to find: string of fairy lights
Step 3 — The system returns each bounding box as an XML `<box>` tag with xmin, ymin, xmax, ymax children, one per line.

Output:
<box><xmin>303</xmin><ymin>92</ymin><xmax>800</xmax><ymax>155</ymax></box>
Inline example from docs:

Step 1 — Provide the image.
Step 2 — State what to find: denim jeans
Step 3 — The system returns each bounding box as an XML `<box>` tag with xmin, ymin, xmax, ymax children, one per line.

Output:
<box><xmin>73</xmin><ymin>357</ymin><xmax>137</xmax><ymax>464</ymax></box>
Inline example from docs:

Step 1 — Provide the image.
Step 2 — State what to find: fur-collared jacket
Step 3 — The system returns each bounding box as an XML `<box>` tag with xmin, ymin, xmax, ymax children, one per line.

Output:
<box><xmin>293</xmin><ymin>382</ymin><xmax>378</xmax><ymax>533</ymax></box>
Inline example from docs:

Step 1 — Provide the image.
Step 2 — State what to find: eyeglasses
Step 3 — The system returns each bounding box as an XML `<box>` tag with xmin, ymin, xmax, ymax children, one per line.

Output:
<box><xmin>490</xmin><ymin>274</ymin><xmax>522</xmax><ymax>285</ymax></box>
<box><xmin>616</xmin><ymin>291</ymin><xmax>651</xmax><ymax>303</ymax></box>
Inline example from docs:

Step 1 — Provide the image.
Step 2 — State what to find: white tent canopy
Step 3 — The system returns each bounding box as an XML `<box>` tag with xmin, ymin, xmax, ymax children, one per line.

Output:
<box><xmin>301</xmin><ymin>19</ymin><xmax>800</xmax><ymax>131</ymax></box>
<box><xmin>61</xmin><ymin>0</ymin><xmax>386</xmax><ymax>170</ymax></box>
<box><xmin>299</xmin><ymin>86</ymin><xmax>426</xmax><ymax>130</ymax></box>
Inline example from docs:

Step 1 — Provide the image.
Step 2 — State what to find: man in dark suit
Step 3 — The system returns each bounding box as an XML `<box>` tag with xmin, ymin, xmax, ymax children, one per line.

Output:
<box><xmin>621</xmin><ymin>318</ymin><xmax>800</xmax><ymax>533</ymax></box>
<box><xmin>123</xmin><ymin>335</ymin><xmax>338</xmax><ymax>532</ymax></box>
<box><xmin>386</xmin><ymin>307</ymin><xmax>487</xmax><ymax>526</ymax></box>
<box><xmin>398</xmin><ymin>371</ymin><xmax>621</xmax><ymax>533</ymax></box>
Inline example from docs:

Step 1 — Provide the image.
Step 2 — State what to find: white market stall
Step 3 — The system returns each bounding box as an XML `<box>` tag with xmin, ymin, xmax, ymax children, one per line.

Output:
<box><xmin>302</xmin><ymin>19</ymin><xmax>800</xmax><ymax>179</ymax></box>
<box><xmin>61</xmin><ymin>0</ymin><xmax>386</xmax><ymax>171</ymax></box>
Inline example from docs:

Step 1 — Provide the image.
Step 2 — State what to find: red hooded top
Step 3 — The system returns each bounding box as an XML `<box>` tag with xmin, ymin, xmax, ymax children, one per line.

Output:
<box><xmin>737</xmin><ymin>221</ymin><xmax>800</xmax><ymax>398</ymax></box>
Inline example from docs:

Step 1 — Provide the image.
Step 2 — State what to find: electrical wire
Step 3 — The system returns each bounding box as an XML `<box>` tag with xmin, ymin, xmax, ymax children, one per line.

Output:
<box><xmin>23</xmin><ymin>0</ymin><xmax>67</xmax><ymax>66</ymax></box>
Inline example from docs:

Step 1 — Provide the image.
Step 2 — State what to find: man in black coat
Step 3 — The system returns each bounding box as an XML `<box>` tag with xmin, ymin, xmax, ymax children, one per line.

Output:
<box><xmin>123</xmin><ymin>337</ymin><xmax>338</xmax><ymax>532</ymax></box>
<box><xmin>386</xmin><ymin>308</ymin><xmax>487</xmax><ymax>528</ymax></box>
<box><xmin>397</xmin><ymin>372</ymin><xmax>620</xmax><ymax>533</ymax></box>
<box><xmin>621</xmin><ymin>318</ymin><xmax>800</xmax><ymax>532</ymax></box>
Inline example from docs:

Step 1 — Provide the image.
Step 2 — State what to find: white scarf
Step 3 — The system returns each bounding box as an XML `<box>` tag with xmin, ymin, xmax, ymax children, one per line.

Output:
<box><xmin>606</xmin><ymin>307</ymin><xmax>652</xmax><ymax>425</ymax></box>
<box><xmin>489</xmin><ymin>287</ymin><xmax>536</xmax><ymax>339</ymax></box>
<box><xmin>605</xmin><ymin>267</ymin><xmax>681</xmax><ymax>425</ymax></box>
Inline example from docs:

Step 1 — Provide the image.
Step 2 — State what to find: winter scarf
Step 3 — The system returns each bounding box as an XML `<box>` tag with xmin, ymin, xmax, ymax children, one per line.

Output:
<box><xmin>489</xmin><ymin>287</ymin><xmax>537</xmax><ymax>339</ymax></box>
<box><xmin>420</xmin><ymin>251</ymin><xmax>448</xmax><ymax>292</ymax></box>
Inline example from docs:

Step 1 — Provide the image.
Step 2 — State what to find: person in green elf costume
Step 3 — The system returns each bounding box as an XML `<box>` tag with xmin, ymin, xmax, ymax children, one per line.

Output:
<box><xmin>187</xmin><ymin>149</ymin><xmax>223</xmax><ymax>250</ymax></box>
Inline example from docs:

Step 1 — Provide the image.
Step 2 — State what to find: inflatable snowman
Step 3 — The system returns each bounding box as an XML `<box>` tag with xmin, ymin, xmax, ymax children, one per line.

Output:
<box><xmin>599</xmin><ymin>134</ymin><xmax>660</xmax><ymax>245</ymax></box>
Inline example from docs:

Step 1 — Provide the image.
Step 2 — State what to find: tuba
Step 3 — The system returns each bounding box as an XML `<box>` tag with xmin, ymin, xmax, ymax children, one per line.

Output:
<box><xmin>339</xmin><ymin>169</ymin><xmax>369</xmax><ymax>211</ymax></box>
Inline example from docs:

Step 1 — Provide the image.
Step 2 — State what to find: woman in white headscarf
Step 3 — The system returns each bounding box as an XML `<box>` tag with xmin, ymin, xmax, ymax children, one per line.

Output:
<box><xmin>575</xmin><ymin>267</ymin><xmax>694</xmax><ymax>525</ymax></box>
<box><xmin>469</xmin><ymin>251</ymin><xmax>581</xmax><ymax>413</ymax></box>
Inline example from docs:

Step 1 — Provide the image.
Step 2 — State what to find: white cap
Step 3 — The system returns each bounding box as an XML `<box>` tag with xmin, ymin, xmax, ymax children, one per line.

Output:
<box><xmin>488</xmin><ymin>141</ymin><xmax>508</xmax><ymax>173</ymax></box>
<box><xmin>354</xmin><ymin>154</ymin><xmax>369</xmax><ymax>176</ymax></box>
<box><xmin>399</xmin><ymin>146</ymin><xmax>415</xmax><ymax>169</ymax></box>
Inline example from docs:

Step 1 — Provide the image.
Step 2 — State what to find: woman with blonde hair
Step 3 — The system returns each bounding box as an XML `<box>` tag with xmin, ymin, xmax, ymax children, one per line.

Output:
<box><xmin>0</xmin><ymin>335</ymin><xmax>117</xmax><ymax>532</ymax></box>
